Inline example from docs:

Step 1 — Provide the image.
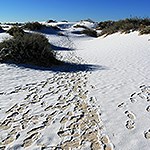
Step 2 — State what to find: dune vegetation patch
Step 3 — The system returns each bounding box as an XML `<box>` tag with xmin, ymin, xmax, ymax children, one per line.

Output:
<box><xmin>139</xmin><ymin>26</ymin><xmax>150</xmax><ymax>35</ymax></box>
<box><xmin>97</xmin><ymin>17</ymin><xmax>150</xmax><ymax>36</ymax></box>
<box><xmin>23</xmin><ymin>22</ymin><xmax>46</xmax><ymax>31</ymax></box>
<box><xmin>7</xmin><ymin>26</ymin><xmax>25</xmax><ymax>37</ymax></box>
<box><xmin>81</xmin><ymin>29</ymin><xmax>97</xmax><ymax>37</ymax></box>
<box><xmin>0</xmin><ymin>33</ymin><xmax>62</xmax><ymax>67</ymax></box>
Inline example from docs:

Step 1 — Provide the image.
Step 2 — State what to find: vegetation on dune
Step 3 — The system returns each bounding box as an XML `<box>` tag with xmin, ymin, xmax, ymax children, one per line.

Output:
<box><xmin>0</xmin><ymin>33</ymin><xmax>62</xmax><ymax>67</ymax></box>
<box><xmin>81</xmin><ymin>29</ymin><xmax>97</xmax><ymax>37</ymax></box>
<box><xmin>23</xmin><ymin>22</ymin><xmax>46</xmax><ymax>31</ymax></box>
<box><xmin>97</xmin><ymin>17</ymin><xmax>150</xmax><ymax>36</ymax></box>
<box><xmin>7</xmin><ymin>26</ymin><xmax>25</xmax><ymax>37</ymax></box>
<box><xmin>73</xmin><ymin>24</ymin><xmax>89</xmax><ymax>29</ymax></box>
<box><xmin>139</xmin><ymin>26</ymin><xmax>150</xmax><ymax>35</ymax></box>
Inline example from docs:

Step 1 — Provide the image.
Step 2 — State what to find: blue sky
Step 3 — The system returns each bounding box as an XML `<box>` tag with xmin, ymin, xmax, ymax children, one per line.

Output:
<box><xmin>0</xmin><ymin>0</ymin><xmax>150</xmax><ymax>22</ymax></box>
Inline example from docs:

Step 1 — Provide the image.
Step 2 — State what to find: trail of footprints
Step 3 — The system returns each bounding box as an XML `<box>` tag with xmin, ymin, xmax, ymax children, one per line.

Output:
<box><xmin>0</xmin><ymin>72</ymin><xmax>113</xmax><ymax>149</ymax></box>
<box><xmin>0</xmin><ymin>59</ymin><xmax>112</xmax><ymax>150</ymax></box>
<box><xmin>118</xmin><ymin>85</ymin><xmax>150</xmax><ymax>139</ymax></box>
<box><xmin>0</xmin><ymin>34</ymin><xmax>114</xmax><ymax>149</ymax></box>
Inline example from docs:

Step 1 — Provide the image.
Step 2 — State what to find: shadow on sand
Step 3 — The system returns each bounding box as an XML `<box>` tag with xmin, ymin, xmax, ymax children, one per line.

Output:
<box><xmin>35</xmin><ymin>27</ymin><xmax>61</xmax><ymax>35</ymax></box>
<box><xmin>7</xmin><ymin>62</ymin><xmax>107</xmax><ymax>73</ymax></box>
<box><xmin>51</xmin><ymin>44</ymin><xmax>73</xmax><ymax>51</ymax></box>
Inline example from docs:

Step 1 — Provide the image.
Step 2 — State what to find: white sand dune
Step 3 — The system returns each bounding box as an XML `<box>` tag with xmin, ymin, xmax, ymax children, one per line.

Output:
<box><xmin>0</xmin><ymin>21</ymin><xmax>150</xmax><ymax>150</ymax></box>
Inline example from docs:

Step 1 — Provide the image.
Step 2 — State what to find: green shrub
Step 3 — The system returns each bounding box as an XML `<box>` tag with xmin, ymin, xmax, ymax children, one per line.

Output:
<box><xmin>7</xmin><ymin>26</ymin><xmax>24</xmax><ymax>37</ymax></box>
<box><xmin>23</xmin><ymin>22</ymin><xmax>45</xmax><ymax>31</ymax></box>
<box><xmin>0</xmin><ymin>33</ymin><xmax>62</xmax><ymax>67</ymax></box>
<box><xmin>81</xmin><ymin>29</ymin><xmax>97</xmax><ymax>37</ymax></box>
<box><xmin>139</xmin><ymin>26</ymin><xmax>150</xmax><ymax>34</ymax></box>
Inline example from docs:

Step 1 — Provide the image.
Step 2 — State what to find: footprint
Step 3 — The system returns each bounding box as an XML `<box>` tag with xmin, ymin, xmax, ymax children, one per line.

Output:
<box><xmin>130</xmin><ymin>92</ymin><xmax>136</xmax><ymax>97</ymax></box>
<box><xmin>91</xmin><ymin>141</ymin><xmax>102</xmax><ymax>150</ymax></box>
<box><xmin>125</xmin><ymin>120</ymin><xmax>135</xmax><ymax>130</ymax></box>
<box><xmin>0</xmin><ymin>146</ymin><xmax>6</xmax><ymax>150</ymax></box>
<box><xmin>2</xmin><ymin>136</ymin><xmax>15</xmax><ymax>145</ymax></box>
<box><xmin>144</xmin><ymin>129</ymin><xmax>150</xmax><ymax>139</ymax></box>
<box><xmin>104</xmin><ymin>143</ymin><xmax>114</xmax><ymax>150</ymax></box>
<box><xmin>130</xmin><ymin>97</ymin><xmax>137</xmax><ymax>103</ymax></box>
<box><xmin>146</xmin><ymin>105</ymin><xmax>150</xmax><ymax>112</ymax></box>
<box><xmin>117</xmin><ymin>102</ymin><xmax>125</xmax><ymax>108</ymax></box>
<box><xmin>23</xmin><ymin>132</ymin><xmax>39</xmax><ymax>148</ymax></box>
<box><xmin>101</xmin><ymin>134</ymin><xmax>110</xmax><ymax>144</ymax></box>
<box><xmin>125</xmin><ymin>111</ymin><xmax>136</xmax><ymax>120</ymax></box>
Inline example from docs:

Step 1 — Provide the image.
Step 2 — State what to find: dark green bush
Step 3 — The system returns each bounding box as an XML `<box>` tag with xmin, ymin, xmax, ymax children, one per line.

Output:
<box><xmin>23</xmin><ymin>22</ymin><xmax>46</xmax><ymax>31</ymax></box>
<box><xmin>7</xmin><ymin>26</ymin><xmax>24</xmax><ymax>37</ymax></box>
<box><xmin>81</xmin><ymin>29</ymin><xmax>97</xmax><ymax>37</ymax></box>
<box><xmin>0</xmin><ymin>33</ymin><xmax>62</xmax><ymax>67</ymax></box>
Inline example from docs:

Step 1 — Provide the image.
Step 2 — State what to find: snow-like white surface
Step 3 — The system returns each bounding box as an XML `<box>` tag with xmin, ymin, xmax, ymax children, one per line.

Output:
<box><xmin>0</xmin><ymin>22</ymin><xmax>150</xmax><ymax>150</ymax></box>
<box><xmin>74</xmin><ymin>32</ymin><xmax>150</xmax><ymax>150</ymax></box>
<box><xmin>73</xmin><ymin>20</ymin><xmax>98</xmax><ymax>29</ymax></box>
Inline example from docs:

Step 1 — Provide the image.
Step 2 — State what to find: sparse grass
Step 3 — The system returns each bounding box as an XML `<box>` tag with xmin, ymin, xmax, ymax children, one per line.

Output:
<box><xmin>7</xmin><ymin>26</ymin><xmax>24</xmax><ymax>37</ymax></box>
<box><xmin>0</xmin><ymin>33</ymin><xmax>62</xmax><ymax>67</ymax></box>
<box><xmin>98</xmin><ymin>17</ymin><xmax>150</xmax><ymax>36</ymax></box>
<box><xmin>139</xmin><ymin>26</ymin><xmax>150</xmax><ymax>34</ymax></box>
<box><xmin>81</xmin><ymin>29</ymin><xmax>97</xmax><ymax>37</ymax></box>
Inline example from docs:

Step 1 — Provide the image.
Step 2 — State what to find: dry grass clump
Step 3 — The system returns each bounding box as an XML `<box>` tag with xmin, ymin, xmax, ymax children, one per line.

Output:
<box><xmin>97</xmin><ymin>17</ymin><xmax>150</xmax><ymax>36</ymax></box>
